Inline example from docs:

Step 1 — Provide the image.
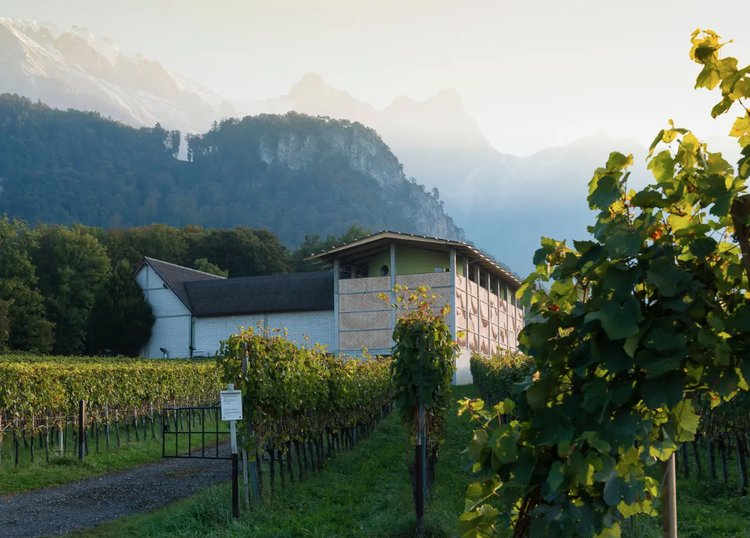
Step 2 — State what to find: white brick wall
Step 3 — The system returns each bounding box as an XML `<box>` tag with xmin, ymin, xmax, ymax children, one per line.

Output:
<box><xmin>136</xmin><ymin>265</ymin><xmax>192</xmax><ymax>358</ymax></box>
<box><xmin>136</xmin><ymin>266</ymin><xmax>191</xmax><ymax>318</ymax></box>
<box><xmin>147</xmin><ymin>315</ymin><xmax>192</xmax><ymax>358</ymax></box>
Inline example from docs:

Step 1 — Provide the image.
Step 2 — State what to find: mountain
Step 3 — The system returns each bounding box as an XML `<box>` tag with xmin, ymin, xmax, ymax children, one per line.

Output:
<box><xmin>252</xmin><ymin>74</ymin><xmax>652</xmax><ymax>273</ymax></box>
<box><xmin>0</xmin><ymin>19</ymin><xmax>656</xmax><ymax>273</ymax></box>
<box><xmin>0</xmin><ymin>95</ymin><xmax>462</xmax><ymax>244</ymax></box>
<box><xmin>0</xmin><ymin>18</ymin><xmax>234</xmax><ymax>133</ymax></box>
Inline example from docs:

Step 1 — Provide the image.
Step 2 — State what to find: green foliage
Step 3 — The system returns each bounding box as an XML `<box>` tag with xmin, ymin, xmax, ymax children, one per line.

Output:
<box><xmin>459</xmin><ymin>31</ymin><xmax>750</xmax><ymax>538</ymax></box>
<box><xmin>103</xmin><ymin>224</ymin><xmax>292</xmax><ymax>277</ymax></box>
<box><xmin>217</xmin><ymin>327</ymin><xmax>393</xmax><ymax>451</ymax></box>
<box><xmin>390</xmin><ymin>286</ymin><xmax>457</xmax><ymax>450</ymax></box>
<box><xmin>32</xmin><ymin>225</ymin><xmax>111</xmax><ymax>355</ymax></box>
<box><xmin>185</xmin><ymin>227</ymin><xmax>292</xmax><ymax>277</ymax></box>
<box><xmin>0</xmin><ymin>355</ymin><xmax>221</xmax><ymax>430</ymax></box>
<box><xmin>0</xmin><ymin>217</ymin><xmax>54</xmax><ymax>352</ymax></box>
<box><xmin>87</xmin><ymin>260</ymin><xmax>155</xmax><ymax>356</ymax></box>
<box><xmin>470</xmin><ymin>350</ymin><xmax>536</xmax><ymax>407</ymax></box>
<box><xmin>292</xmin><ymin>225</ymin><xmax>371</xmax><ymax>272</ymax></box>
<box><xmin>191</xmin><ymin>257</ymin><xmax>228</xmax><ymax>277</ymax></box>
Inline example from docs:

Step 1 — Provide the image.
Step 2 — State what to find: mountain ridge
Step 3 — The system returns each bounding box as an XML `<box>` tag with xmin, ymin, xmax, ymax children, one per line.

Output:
<box><xmin>0</xmin><ymin>94</ymin><xmax>463</xmax><ymax>246</ymax></box>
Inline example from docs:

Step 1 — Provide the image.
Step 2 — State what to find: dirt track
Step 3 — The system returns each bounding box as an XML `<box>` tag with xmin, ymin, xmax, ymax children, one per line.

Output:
<box><xmin>0</xmin><ymin>451</ymin><xmax>231</xmax><ymax>537</ymax></box>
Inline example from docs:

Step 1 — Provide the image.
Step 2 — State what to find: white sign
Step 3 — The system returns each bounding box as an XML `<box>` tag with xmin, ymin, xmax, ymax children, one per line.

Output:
<box><xmin>220</xmin><ymin>390</ymin><xmax>243</xmax><ymax>421</ymax></box>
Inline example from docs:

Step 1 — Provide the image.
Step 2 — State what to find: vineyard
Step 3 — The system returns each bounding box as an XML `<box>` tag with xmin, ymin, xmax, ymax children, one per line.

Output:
<box><xmin>469</xmin><ymin>350</ymin><xmax>535</xmax><ymax>407</ymax></box>
<box><xmin>0</xmin><ymin>354</ymin><xmax>221</xmax><ymax>469</ymax></box>
<box><xmin>218</xmin><ymin>328</ymin><xmax>394</xmax><ymax>496</ymax></box>
<box><xmin>678</xmin><ymin>393</ymin><xmax>750</xmax><ymax>495</ymax></box>
<box><xmin>469</xmin><ymin>352</ymin><xmax>750</xmax><ymax>498</ymax></box>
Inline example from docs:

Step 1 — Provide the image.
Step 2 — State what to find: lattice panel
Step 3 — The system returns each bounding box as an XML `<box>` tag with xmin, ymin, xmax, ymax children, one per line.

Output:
<box><xmin>339</xmin><ymin>310</ymin><xmax>390</xmax><ymax>331</ymax></box>
<box><xmin>480</xmin><ymin>318</ymin><xmax>489</xmax><ymax>338</ymax></box>
<box><xmin>339</xmin><ymin>276</ymin><xmax>390</xmax><ymax>294</ymax></box>
<box><xmin>478</xmin><ymin>286</ymin><xmax>489</xmax><ymax>304</ymax></box>
<box><xmin>468</xmin><ymin>312</ymin><xmax>478</xmax><ymax>333</ymax></box>
<box><xmin>339</xmin><ymin>292</ymin><xmax>387</xmax><ymax>312</ymax></box>
<box><xmin>395</xmin><ymin>272</ymin><xmax>450</xmax><ymax>289</ymax></box>
<box><xmin>339</xmin><ymin>329</ymin><xmax>393</xmax><ymax>351</ymax></box>
<box><xmin>489</xmin><ymin>306</ymin><xmax>499</xmax><ymax>325</ymax></box>
<box><xmin>455</xmin><ymin>289</ymin><xmax>466</xmax><ymax>310</ymax></box>
<box><xmin>431</xmin><ymin>289</ymin><xmax>452</xmax><ymax>309</ymax></box>
<box><xmin>456</xmin><ymin>308</ymin><xmax>467</xmax><ymax>330</ymax></box>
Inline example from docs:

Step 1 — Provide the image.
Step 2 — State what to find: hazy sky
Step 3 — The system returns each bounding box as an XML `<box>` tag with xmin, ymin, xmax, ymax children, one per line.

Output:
<box><xmin>2</xmin><ymin>0</ymin><xmax>749</xmax><ymax>155</ymax></box>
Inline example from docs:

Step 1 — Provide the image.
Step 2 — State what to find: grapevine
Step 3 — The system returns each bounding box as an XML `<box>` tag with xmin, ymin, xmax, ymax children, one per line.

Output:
<box><xmin>459</xmin><ymin>30</ymin><xmax>750</xmax><ymax>538</ymax></box>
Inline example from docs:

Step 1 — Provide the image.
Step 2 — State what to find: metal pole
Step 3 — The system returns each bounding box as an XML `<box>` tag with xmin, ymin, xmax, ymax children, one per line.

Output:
<box><xmin>662</xmin><ymin>453</ymin><xmax>678</xmax><ymax>538</ymax></box>
<box><xmin>228</xmin><ymin>383</ymin><xmax>240</xmax><ymax>519</ymax></box>
<box><xmin>240</xmin><ymin>344</ymin><xmax>249</xmax><ymax>508</ymax></box>
<box><xmin>78</xmin><ymin>400</ymin><xmax>86</xmax><ymax>460</ymax></box>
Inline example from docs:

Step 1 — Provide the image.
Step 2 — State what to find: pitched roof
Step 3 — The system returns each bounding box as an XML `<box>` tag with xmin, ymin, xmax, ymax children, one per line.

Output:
<box><xmin>307</xmin><ymin>230</ymin><xmax>522</xmax><ymax>287</ymax></box>
<box><xmin>184</xmin><ymin>271</ymin><xmax>334</xmax><ymax>317</ymax></box>
<box><xmin>138</xmin><ymin>257</ymin><xmax>225</xmax><ymax>310</ymax></box>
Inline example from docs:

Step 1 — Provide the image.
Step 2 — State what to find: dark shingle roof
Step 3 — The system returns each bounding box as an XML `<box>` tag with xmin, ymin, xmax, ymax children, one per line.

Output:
<box><xmin>184</xmin><ymin>271</ymin><xmax>333</xmax><ymax>317</ymax></box>
<box><xmin>139</xmin><ymin>257</ymin><xmax>225</xmax><ymax>310</ymax></box>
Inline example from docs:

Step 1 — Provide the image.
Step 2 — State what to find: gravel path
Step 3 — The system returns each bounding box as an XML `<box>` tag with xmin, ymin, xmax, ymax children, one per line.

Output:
<box><xmin>0</xmin><ymin>449</ymin><xmax>232</xmax><ymax>537</ymax></box>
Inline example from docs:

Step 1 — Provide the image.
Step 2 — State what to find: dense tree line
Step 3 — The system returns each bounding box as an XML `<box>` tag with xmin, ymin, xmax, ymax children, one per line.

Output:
<box><xmin>0</xmin><ymin>94</ymin><xmax>461</xmax><ymax>245</ymax></box>
<box><xmin>0</xmin><ymin>218</ymin><xmax>366</xmax><ymax>356</ymax></box>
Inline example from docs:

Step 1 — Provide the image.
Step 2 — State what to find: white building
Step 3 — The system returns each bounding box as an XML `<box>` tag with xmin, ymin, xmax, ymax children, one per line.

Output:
<box><xmin>136</xmin><ymin>230</ymin><xmax>524</xmax><ymax>384</ymax></box>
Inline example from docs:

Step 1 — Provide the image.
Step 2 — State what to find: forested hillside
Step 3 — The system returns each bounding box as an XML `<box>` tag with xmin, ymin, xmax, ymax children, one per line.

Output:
<box><xmin>0</xmin><ymin>94</ymin><xmax>463</xmax><ymax>244</ymax></box>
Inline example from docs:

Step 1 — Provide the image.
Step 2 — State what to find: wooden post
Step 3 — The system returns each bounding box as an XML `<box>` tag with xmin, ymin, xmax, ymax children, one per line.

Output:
<box><xmin>231</xmin><ymin>453</ymin><xmax>240</xmax><ymax>518</ymax></box>
<box><xmin>662</xmin><ymin>454</ymin><xmax>677</xmax><ymax>538</ymax></box>
<box><xmin>78</xmin><ymin>400</ymin><xmax>86</xmax><ymax>461</ymax></box>
<box><xmin>242</xmin><ymin>344</ymin><xmax>260</xmax><ymax>499</ymax></box>
<box><xmin>415</xmin><ymin>426</ymin><xmax>424</xmax><ymax>537</ymax></box>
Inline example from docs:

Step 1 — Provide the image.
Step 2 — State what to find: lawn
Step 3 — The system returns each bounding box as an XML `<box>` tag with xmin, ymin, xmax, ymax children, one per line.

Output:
<box><xmin>0</xmin><ymin>411</ymin><xmax>228</xmax><ymax>494</ymax></box>
<box><xmin>0</xmin><ymin>432</ymin><xmax>167</xmax><ymax>495</ymax></box>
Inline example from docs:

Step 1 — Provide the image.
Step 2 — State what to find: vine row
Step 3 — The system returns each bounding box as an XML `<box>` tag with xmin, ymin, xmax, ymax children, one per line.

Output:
<box><xmin>217</xmin><ymin>328</ymin><xmax>394</xmax><ymax>496</ymax></box>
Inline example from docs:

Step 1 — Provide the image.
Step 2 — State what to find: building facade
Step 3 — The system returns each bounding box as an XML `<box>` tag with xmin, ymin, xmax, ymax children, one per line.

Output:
<box><xmin>136</xmin><ymin>231</ymin><xmax>523</xmax><ymax>384</ymax></box>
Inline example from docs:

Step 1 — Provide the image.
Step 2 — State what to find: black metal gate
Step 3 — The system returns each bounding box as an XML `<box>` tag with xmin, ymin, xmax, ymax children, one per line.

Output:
<box><xmin>161</xmin><ymin>405</ymin><xmax>231</xmax><ymax>460</ymax></box>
